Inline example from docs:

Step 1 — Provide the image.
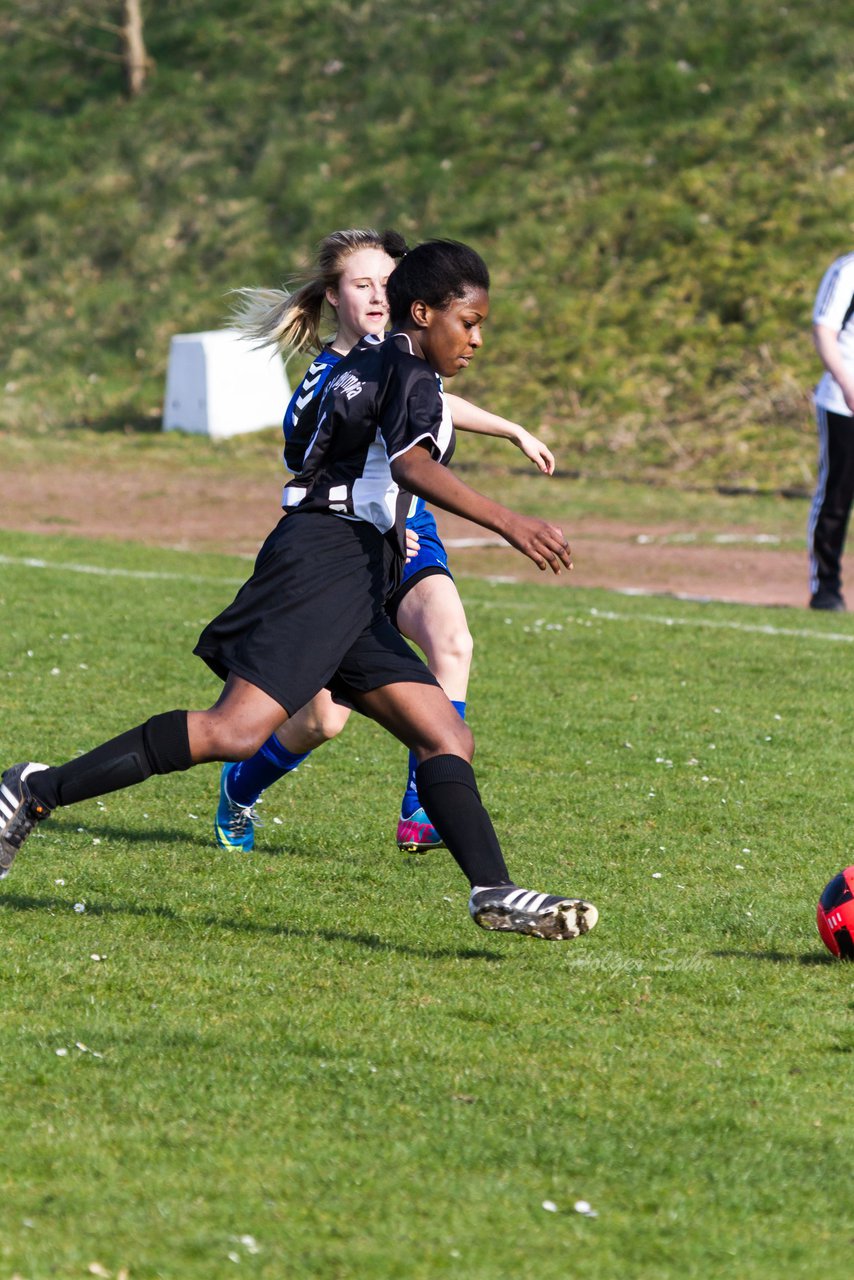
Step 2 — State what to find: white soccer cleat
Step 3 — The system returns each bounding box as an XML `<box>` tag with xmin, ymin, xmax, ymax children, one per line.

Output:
<box><xmin>469</xmin><ymin>884</ymin><xmax>598</xmax><ymax>940</ymax></box>
<box><xmin>0</xmin><ymin>763</ymin><xmax>51</xmax><ymax>879</ymax></box>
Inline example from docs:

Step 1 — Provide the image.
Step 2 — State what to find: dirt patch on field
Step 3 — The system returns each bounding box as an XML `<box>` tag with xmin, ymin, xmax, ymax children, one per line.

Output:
<box><xmin>0</xmin><ymin>457</ymin><xmax>811</xmax><ymax>610</ymax></box>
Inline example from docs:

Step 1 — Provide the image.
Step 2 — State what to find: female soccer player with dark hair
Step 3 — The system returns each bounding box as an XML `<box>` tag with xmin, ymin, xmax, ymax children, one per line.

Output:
<box><xmin>0</xmin><ymin>240</ymin><xmax>597</xmax><ymax>942</ymax></box>
<box><xmin>215</xmin><ymin>227</ymin><xmax>557</xmax><ymax>857</ymax></box>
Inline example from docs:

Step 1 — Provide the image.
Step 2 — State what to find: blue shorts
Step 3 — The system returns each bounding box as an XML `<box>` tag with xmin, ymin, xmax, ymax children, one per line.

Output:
<box><xmin>387</xmin><ymin>506</ymin><xmax>453</xmax><ymax>623</ymax></box>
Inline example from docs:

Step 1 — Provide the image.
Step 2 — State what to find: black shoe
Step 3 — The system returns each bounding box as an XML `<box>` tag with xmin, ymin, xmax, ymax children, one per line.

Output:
<box><xmin>0</xmin><ymin>763</ymin><xmax>51</xmax><ymax>879</ymax></box>
<box><xmin>469</xmin><ymin>884</ymin><xmax>598</xmax><ymax>940</ymax></box>
<box><xmin>809</xmin><ymin>590</ymin><xmax>846</xmax><ymax>612</ymax></box>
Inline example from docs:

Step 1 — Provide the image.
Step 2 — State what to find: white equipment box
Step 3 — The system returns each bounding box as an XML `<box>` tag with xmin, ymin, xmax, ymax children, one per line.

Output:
<box><xmin>163</xmin><ymin>329</ymin><xmax>290</xmax><ymax>438</ymax></box>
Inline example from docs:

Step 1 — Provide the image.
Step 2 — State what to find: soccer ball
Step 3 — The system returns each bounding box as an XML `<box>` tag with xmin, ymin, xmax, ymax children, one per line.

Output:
<box><xmin>816</xmin><ymin>866</ymin><xmax>854</xmax><ymax>959</ymax></box>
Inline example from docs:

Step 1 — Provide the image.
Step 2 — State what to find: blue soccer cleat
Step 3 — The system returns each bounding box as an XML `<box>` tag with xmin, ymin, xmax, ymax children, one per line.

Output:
<box><xmin>214</xmin><ymin>763</ymin><xmax>260</xmax><ymax>853</ymax></box>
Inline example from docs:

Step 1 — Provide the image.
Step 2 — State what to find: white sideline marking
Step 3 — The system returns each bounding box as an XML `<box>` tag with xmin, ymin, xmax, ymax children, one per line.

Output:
<box><xmin>449</xmin><ymin>534</ymin><xmax>789</xmax><ymax>548</ymax></box>
<box><xmin>584</xmin><ymin>605</ymin><xmax>853</xmax><ymax>643</ymax></box>
<box><xmin>0</xmin><ymin>554</ymin><xmax>244</xmax><ymax>586</ymax></box>
<box><xmin>444</xmin><ymin>537</ymin><xmax>506</xmax><ymax>548</ymax></box>
<box><xmin>480</xmin><ymin>597</ymin><xmax>854</xmax><ymax>643</ymax></box>
<box><xmin>2</xmin><ymin>552</ymin><xmax>850</xmax><ymax>643</ymax></box>
<box><xmin>635</xmin><ymin>532</ymin><xmax>782</xmax><ymax>546</ymax></box>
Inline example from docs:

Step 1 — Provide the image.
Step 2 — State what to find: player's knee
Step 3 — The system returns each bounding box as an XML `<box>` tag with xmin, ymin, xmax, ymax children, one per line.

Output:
<box><xmin>426</xmin><ymin>622</ymin><xmax>473</xmax><ymax>677</ymax></box>
<box><xmin>445</xmin><ymin>622</ymin><xmax>474</xmax><ymax>669</ymax></box>
<box><xmin>202</xmin><ymin>715</ymin><xmax>269</xmax><ymax>761</ymax></box>
<box><xmin>299</xmin><ymin>701</ymin><xmax>350</xmax><ymax>747</ymax></box>
<box><xmin>435</xmin><ymin>717</ymin><xmax>474</xmax><ymax>761</ymax></box>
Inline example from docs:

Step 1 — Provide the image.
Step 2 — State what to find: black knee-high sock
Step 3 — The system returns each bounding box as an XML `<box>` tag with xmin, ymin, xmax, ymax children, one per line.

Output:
<box><xmin>415</xmin><ymin>754</ymin><xmax>511</xmax><ymax>888</ymax></box>
<box><xmin>28</xmin><ymin>710</ymin><xmax>192</xmax><ymax>810</ymax></box>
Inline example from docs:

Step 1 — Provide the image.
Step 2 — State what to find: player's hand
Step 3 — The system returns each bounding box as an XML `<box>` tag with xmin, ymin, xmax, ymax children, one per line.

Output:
<box><xmin>502</xmin><ymin>513</ymin><xmax>572</xmax><ymax>574</ymax></box>
<box><xmin>405</xmin><ymin>528</ymin><xmax>421</xmax><ymax>562</ymax></box>
<box><xmin>515</xmin><ymin>428</ymin><xmax>555</xmax><ymax>475</ymax></box>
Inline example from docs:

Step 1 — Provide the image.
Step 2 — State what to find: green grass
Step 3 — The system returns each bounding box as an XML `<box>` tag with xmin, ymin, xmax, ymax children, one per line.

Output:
<box><xmin>2</xmin><ymin>529</ymin><xmax>853</xmax><ymax>1278</ymax></box>
<box><xmin>2</xmin><ymin>0</ymin><xmax>853</xmax><ymax>487</ymax></box>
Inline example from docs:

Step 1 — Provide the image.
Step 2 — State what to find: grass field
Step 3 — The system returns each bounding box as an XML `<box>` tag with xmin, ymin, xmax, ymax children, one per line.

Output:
<box><xmin>1</xmin><ymin>528</ymin><xmax>853</xmax><ymax>1279</ymax></box>
<box><xmin>4</xmin><ymin>3</ymin><xmax>854</xmax><ymax>1272</ymax></box>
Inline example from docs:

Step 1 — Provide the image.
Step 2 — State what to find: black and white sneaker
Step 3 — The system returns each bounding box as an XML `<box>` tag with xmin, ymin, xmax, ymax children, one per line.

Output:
<box><xmin>0</xmin><ymin>763</ymin><xmax>51</xmax><ymax>879</ymax></box>
<box><xmin>469</xmin><ymin>884</ymin><xmax>598</xmax><ymax>941</ymax></box>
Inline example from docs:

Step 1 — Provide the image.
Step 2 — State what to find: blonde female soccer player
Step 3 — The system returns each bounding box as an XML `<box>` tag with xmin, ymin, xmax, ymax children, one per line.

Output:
<box><xmin>215</xmin><ymin>228</ymin><xmax>556</xmax><ymax>855</ymax></box>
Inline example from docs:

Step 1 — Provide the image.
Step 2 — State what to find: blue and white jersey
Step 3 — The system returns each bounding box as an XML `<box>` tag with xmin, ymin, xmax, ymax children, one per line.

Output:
<box><xmin>814</xmin><ymin>252</ymin><xmax>854</xmax><ymax>417</ymax></box>
<box><xmin>281</xmin><ymin>345</ymin><xmax>341</xmax><ymax>492</ymax></box>
<box><xmin>285</xmin><ymin>332</ymin><xmax>454</xmax><ymax>561</ymax></box>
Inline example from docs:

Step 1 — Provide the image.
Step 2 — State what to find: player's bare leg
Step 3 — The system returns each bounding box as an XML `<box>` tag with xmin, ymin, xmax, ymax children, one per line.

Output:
<box><xmin>188</xmin><ymin>675</ymin><xmax>290</xmax><ymax>762</ymax></box>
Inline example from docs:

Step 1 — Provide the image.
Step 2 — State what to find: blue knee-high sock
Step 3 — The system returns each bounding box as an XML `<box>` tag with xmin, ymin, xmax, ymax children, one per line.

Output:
<box><xmin>401</xmin><ymin>700</ymin><xmax>466</xmax><ymax>819</ymax></box>
<box><xmin>227</xmin><ymin>735</ymin><xmax>311</xmax><ymax>808</ymax></box>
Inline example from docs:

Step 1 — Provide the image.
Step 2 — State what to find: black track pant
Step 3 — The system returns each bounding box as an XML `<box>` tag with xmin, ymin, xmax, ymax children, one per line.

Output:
<box><xmin>808</xmin><ymin>406</ymin><xmax>854</xmax><ymax>596</ymax></box>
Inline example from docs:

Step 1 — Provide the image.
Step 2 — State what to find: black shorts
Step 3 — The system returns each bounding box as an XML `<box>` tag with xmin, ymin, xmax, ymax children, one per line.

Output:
<box><xmin>194</xmin><ymin>512</ymin><xmax>439</xmax><ymax>714</ymax></box>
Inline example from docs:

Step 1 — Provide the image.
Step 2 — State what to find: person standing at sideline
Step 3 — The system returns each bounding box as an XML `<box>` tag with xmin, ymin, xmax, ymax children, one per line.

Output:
<box><xmin>216</xmin><ymin>228</ymin><xmax>557</xmax><ymax>856</ymax></box>
<box><xmin>807</xmin><ymin>251</ymin><xmax>854</xmax><ymax>612</ymax></box>
<box><xmin>0</xmin><ymin>239</ymin><xmax>598</xmax><ymax>944</ymax></box>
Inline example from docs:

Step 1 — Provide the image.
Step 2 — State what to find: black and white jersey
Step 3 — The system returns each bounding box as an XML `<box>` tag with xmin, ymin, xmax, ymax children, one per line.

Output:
<box><xmin>814</xmin><ymin>252</ymin><xmax>854</xmax><ymax>417</ymax></box>
<box><xmin>285</xmin><ymin>332</ymin><xmax>455</xmax><ymax>557</ymax></box>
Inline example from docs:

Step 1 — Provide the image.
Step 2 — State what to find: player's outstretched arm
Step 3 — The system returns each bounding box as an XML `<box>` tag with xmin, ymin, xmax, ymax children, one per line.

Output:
<box><xmin>391</xmin><ymin>445</ymin><xmax>571</xmax><ymax>575</ymax></box>
<box><xmin>443</xmin><ymin>393</ymin><xmax>555</xmax><ymax>475</ymax></box>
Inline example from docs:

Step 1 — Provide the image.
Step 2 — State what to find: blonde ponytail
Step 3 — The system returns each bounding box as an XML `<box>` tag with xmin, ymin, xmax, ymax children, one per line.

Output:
<box><xmin>228</xmin><ymin>227</ymin><xmax>408</xmax><ymax>356</ymax></box>
<box><xmin>228</xmin><ymin>279</ymin><xmax>328</xmax><ymax>355</ymax></box>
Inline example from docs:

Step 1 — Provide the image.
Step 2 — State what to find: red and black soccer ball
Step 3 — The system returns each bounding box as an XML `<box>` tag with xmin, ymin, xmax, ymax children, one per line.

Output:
<box><xmin>816</xmin><ymin>866</ymin><xmax>854</xmax><ymax>959</ymax></box>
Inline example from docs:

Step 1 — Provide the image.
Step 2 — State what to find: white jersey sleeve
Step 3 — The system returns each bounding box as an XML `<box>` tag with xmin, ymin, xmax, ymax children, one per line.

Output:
<box><xmin>814</xmin><ymin>254</ymin><xmax>854</xmax><ymax>331</ymax></box>
<box><xmin>813</xmin><ymin>253</ymin><xmax>854</xmax><ymax>415</ymax></box>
